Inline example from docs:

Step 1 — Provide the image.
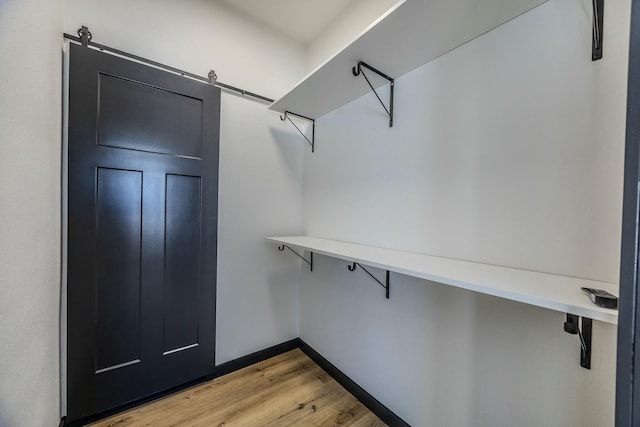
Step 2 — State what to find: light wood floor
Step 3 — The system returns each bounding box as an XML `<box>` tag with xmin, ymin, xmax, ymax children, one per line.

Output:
<box><xmin>89</xmin><ymin>349</ymin><xmax>387</xmax><ymax>427</ymax></box>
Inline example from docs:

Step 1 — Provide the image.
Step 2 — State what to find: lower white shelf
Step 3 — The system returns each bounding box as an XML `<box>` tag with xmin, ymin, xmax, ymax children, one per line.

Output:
<box><xmin>266</xmin><ymin>236</ymin><xmax>618</xmax><ymax>325</ymax></box>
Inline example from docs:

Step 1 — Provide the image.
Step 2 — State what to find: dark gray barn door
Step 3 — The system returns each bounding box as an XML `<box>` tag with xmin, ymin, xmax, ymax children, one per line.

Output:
<box><xmin>67</xmin><ymin>43</ymin><xmax>220</xmax><ymax>422</ymax></box>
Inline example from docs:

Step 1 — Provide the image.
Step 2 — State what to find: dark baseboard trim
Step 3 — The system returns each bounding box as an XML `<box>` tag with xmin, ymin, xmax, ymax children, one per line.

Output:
<box><xmin>299</xmin><ymin>339</ymin><xmax>411</xmax><ymax>427</ymax></box>
<box><xmin>214</xmin><ymin>338</ymin><xmax>300</xmax><ymax>377</ymax></box>
<box><xmin>62</xmin><ymin>337</ymin><xmax>409</xmax><ymax>427</ymax></box>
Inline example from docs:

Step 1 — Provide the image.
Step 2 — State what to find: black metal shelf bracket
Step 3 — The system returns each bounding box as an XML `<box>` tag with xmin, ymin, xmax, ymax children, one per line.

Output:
<box><xmin>352</xmin><ymin>61</ymin><xmax>394</xmax><ymax>127</ymax></box>
<box><xmin>347</xmin><ymin>262</ymin><xmax>390</xmax><ymax>299</ymax></box>
<box><xmin>280</xmin><ymin>111</ymin><xmax>315</xmax><ymax>152</ymax></box>
<box><xmin>564</xmin><ymin>314</ymin><xmax>593</xmax><ymax>369</ymax></box>
<box><xmin>278</xmin><ymin>245</ymin><xmax>313</xmax><ymax>271</ymax></box>
<box><xmin>592</xmin><ymin>0</ymin><xmax>604</xmax><ymax>61</ymax></box>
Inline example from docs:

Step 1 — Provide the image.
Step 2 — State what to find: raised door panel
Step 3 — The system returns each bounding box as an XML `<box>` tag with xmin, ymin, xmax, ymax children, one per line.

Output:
<box><xmin>163</xmin><ymin>174</ymin><xmax>202</xmax><ymax>355</ymax></box>
<box><xmin>95</xmin><ymin>168</ymin><xmax>143</xmax><ymax>373</ymax></box>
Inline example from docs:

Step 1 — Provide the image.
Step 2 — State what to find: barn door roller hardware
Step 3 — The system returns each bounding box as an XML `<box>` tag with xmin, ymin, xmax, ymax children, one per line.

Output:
<box><xmin>352</xmin><ymin>61</ymin><xmax>394</xmax><ymax>127</ymax></box>
<box><xmin>564</xmin><ymin>314</ymin><xmax>592</xmax><ymax>369</ymax></box>
<box><xmin>78</xmin><ymin>26</ymin><xmax>92</xmax><ymax>47</ymax></box>
<box><xmin>280</xmin><ymin>111</ymin><xmax>315</xmax><ymax>152</ymax></box>
<box><xmin>208</xmin><ymin>70</ymin><xmax>217</xmax><ymax>85</ymax></box>
<box><xmin>278</xmin><ymin>245</ymin><xmax>313</xmax><ymax>271</ymax></box>
<box><xmin>592</xmin><ymin>0</ymin><xmax>604</xmax><ymax>61</ymax></box>
<box><xmin>347</xmin><ymin>262</ymin><xmax>390</xmax><ymax>299</ymax></box>
<box><xmin>64</xmin><ymin>27</ymin><xmax>275</xmax><ymax>103</ymax></box>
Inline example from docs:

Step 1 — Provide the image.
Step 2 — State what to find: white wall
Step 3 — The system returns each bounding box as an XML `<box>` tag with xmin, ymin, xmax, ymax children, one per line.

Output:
<box><xmin>217</xmin><ymin>94</ymin><xmax>304</xmax><ymax>363</ymax></box>
<box><xmin>63</xmin><ymin>0</ymin><xmax>307</xmax><ymax>365</ymax></box>
<box><xmin>301</xmin><ymin>0</ymin><xmax>629</xmax><ymax>425</ymax></box>
<box><xmin>0</xmin><ymin>0</ymin><xmax>63</xmax><ymax>426</ymax></box>
<box><xmin>1</xmin><ymin>0</ymin><xmax>629</xmax><ymax>424</ymax></box>
<box><xmin>306</xmin><ymin>0</ymin><xmax>398</xmax><ymax>71</ymax></box>
<box><xmin>64</xmin><ymin>0</ymin><xmax>306</xmax><ymax>100</ymax></box>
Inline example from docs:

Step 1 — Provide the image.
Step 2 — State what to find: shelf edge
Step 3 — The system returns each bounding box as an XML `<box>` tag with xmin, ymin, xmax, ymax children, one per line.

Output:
<box><xmin>267</xmin><ymin>236</ymin><xmax>618</xmax><ymax>325</ymax></box>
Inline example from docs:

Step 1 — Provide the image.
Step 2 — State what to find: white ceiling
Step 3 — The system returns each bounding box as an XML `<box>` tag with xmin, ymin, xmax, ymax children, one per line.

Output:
<box><xmin>217</xmin><ymin>0</ymin><xmax>356</xmax><ymax>44</ymax></box>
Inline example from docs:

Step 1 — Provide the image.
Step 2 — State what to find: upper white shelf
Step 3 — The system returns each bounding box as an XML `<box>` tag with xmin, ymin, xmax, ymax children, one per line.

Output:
<box><xmin>266</xmin><ymin>236</ymin><xmax>619</xmax><ymax>324</ymax></box>
<box><xmin>270</xmin><ymin>0</ymin><xmax>549</xmax><ymax>119</ymax></box>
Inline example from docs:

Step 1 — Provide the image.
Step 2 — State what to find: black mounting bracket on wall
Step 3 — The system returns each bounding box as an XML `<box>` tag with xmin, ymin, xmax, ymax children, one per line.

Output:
<box><xmin>352</xmin><ymin>61</ymin><xmax>394</xmax><ymax>127</ymax></box>
<box><xmin>592</xmin><ymin>0</ymin><xmax>604</xmax><ymax>61</ymax></box>
<box><xmin>348</xmin><ymin>262</ymin><xmax>390</xmax><ymax>299</ymax></box>
<box><xmin>564</xmin><ymin>314</ymin><xmax>593</xmax><ymax>369</ymax></box>
<box><xmin>280</xmin><ymin>111</ymin><xmax>315</xmax><ymax>152</ymax></box>
<box><xmin>278</xmin><ymin>245</ymin><xmax>313</xmax><ymax>271</ymax></box>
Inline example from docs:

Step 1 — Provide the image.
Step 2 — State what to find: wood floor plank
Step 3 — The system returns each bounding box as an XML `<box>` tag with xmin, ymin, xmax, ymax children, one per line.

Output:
<box><xmin>89</xmin><ymin>349</ymin><xmax>387</xmax><ymax>427</ymax></box>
